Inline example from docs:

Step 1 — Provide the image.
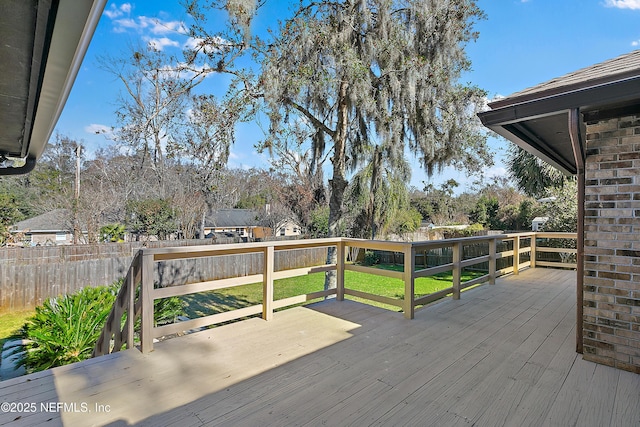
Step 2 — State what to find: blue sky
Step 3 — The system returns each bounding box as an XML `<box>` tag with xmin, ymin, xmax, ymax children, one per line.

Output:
<box><xmin>55</xmin><ymin>0</ymin><xmax>640</xmax><ymax>193</ymax></box>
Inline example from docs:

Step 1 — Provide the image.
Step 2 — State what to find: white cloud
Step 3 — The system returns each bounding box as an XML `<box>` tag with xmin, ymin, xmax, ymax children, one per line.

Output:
<box><xmin>113</xmin><ymin>18</ymin><xmax>138</xmax><ymax>33</ymax></box>
<box><xmin>632</xmin><ymin>40</ymin><xmax>640</xmax><ymax>46</ymax></box>
<box><xmin>112</xmin><ymin>15</ymin><xmax>186</xmax><ymax>36</ymax></box>
<box><xmin>103</xmin><ymin>3</ymin><xmax>132</xmax><ymax>19</ymax></box>
<box><xmin>145</xmin><ymin>37</ymin><xmax>180</xmax><ymax>51</ymax></box>
<box><xmin>604</xmin><ymin>0</ymin><xmax>640</xmax><ymax>9</ymax></box>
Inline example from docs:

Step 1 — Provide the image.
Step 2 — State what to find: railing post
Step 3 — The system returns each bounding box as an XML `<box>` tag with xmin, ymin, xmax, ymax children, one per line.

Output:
<box><xmin>125</xmin><ymin>253</ymin><xmax>138</xmax><ymax>350</ymax></box>
<box><xmin>336</xmin><ymin>242</ymin><xmax>345</xmax><ymax>301</ymax></box>
<box><xmin>403</xmin><ymin>244</ymin><xmax>415</xmax><ymax>319</ymax></box>
<box><xmin>140</xmin><ymin>252</ymin><xmax>154</xmax><ymax>353</ymax></box>
<box><xmin>263</xmin><ymin>245</ymin><xmax>274</xmax><ymax>321</ymax></box>
<box><xmin>489</xmin><ymin>238</ymin><xmax>497</xmax><ymax>285</ymax></box>
<box><xmin>513</xmin><ymin>236</ymin><xmax>520</xmax><ymax>275</ymax></box>
<box><xmin>452</xmin><ymin>242</ymin><xmax>461</xmax><ymax>300</ymax></box>
<box><xmin>530</xmin><ymin>233</ymin><xmax>537</xmax><ymax>268</ymax></box>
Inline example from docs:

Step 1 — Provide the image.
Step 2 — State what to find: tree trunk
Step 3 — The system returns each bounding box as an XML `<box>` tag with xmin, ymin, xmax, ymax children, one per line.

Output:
<box><xmin>200</xmin><ymin>208</ymin><xmax>206</xmax><ymax>239</ymax></box>
<box><xmin>325</xmin><ymin>80</ymin><xmax>349</xmax><ymax>291</ymax></box>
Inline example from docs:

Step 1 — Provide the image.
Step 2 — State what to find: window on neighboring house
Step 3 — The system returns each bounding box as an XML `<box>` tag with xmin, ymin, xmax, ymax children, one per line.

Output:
<box><xmin>279</xmin><ymin>228</ymin><xmax>286</xmax><ymax>236</ymax></box>
<box><xmin>56</xmin><ymin>232</ymin><xmax>66</xmax><ymax>242</ymax></box>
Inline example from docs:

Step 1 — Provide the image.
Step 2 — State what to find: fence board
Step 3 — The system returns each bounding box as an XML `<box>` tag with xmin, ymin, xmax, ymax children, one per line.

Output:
<box><xmin>0</xmin><ymin>239</ymin><xmax>326</xmax><ymax>312</ymax></box>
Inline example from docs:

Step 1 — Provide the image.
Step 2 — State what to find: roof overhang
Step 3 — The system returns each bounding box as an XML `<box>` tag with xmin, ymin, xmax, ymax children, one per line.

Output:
<box><xmin>478</xmin><ymin>51</ymin><xmax>640</xmax><ymax>175</ymax></box>
<box><xmin>0</xmin><ymin>0</ymin><xmax>106</xmax><ymax>175</ymax></box>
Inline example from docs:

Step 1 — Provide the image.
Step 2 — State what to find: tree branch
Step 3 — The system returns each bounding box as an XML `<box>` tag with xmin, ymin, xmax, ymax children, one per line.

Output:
<box><xmin>285</xmin><ymin>98</ymin><xmax>336</xmax><ymax>138</ymax></box>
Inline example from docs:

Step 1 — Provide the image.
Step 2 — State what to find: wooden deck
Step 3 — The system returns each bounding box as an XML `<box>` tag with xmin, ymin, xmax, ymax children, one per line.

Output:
<box><xmin>1</xmin><ymin>268</ymin><xmax>639</xmax><ymax>426</ymax></box>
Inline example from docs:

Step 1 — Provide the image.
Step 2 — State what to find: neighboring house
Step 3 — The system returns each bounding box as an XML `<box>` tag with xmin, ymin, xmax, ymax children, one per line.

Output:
<box><xmin>274</xmin><ymin>219</ymin><xmax>302</xmax><ymax>237</ymax></box>
<box><xmin>205</xmin><ymin>209</ymin><xmax>303</xmax><ymax>240</ymax></box>
<box><xmin>10</xmin><ymin>209</ymin><xmax>84</xmax><ymax>246</ymax></box>
<box><xmin>204</xmin><ymin>209</ymin><xmax>270</xmax><ymax>240</ymax></box>
<box><xmin>479</xmin><ymin>49</ymin><xmax>640</xmax><ymax>373</ymax></box>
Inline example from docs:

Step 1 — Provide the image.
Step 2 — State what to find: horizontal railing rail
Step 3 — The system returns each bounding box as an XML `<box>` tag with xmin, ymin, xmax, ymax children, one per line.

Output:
<box><xmin>94</xmin><ymin>232</ymin><xmax>577</xmax><ymax>356</ymax></box>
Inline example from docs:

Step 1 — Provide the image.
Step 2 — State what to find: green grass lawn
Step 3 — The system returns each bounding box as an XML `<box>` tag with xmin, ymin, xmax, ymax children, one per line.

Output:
<box><xmin>180</xmin><ymin>264</ymin><xmax>486</xmax><ymax>318</ymax></box>
<box><xmin>0</xmin><ymin>310</ymin><xmax>33</xmax><ymax>349</ymax></box>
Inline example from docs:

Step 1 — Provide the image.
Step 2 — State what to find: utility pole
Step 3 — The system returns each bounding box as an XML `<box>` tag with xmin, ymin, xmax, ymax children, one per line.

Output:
<box><xmin>73</xmin><ymin>144</ymin><xmax>81</xmax><ymax>244</ymax></box>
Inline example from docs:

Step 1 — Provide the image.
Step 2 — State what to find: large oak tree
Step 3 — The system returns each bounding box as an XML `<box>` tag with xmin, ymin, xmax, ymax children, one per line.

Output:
<box><xmin>259</xmin><ymin>0</ymin><xmax>491</xmax><ymax>286</ymax></box>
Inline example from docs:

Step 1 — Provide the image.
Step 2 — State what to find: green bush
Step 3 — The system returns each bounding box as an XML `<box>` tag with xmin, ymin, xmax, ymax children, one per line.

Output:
<box><xmin>363</xmin><ymin>250</ymin><xmax>380</xmax><ymax>266</ymax></box>
<box><xmin>19</xmin><ymin>280</ymin><xmax>185</xmax><ymax>373</ymax></box>
<box><xmin>19</xmin><ymin>285</ymin><xmax>118</xmax><ymax>373</ymax></box>
<box><xmin>463</xmin><ymin>223</ymin><xmax>485</xmax><ymax>236</ymax></box>
<box><xmin>151</xmin><ymin>296</ymin><xmax>184</xmax><ymax>326</ymax></box>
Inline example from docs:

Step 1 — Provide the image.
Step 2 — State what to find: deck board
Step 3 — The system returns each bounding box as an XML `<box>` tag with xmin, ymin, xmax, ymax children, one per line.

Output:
<box><xmin>1</xmin><ymin>268</ymin><xmax>639</xmax><ymax>427</ymax></box>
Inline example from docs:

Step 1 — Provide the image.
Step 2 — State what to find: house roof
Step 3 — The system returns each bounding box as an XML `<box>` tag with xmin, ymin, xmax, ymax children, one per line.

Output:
<box><xmin>478</xmin><ymin>50</ymin><xmax>640</xmax><ymax>175</ymax></box>
<box><xmin>12</xmin><ymin>209</ymin><xmax>72</xmax><ymax>233</ymax></box>
<box><xmin>0</xmin><ymin>0</ymin><xmax>106</xmax><ymax>175</ymax></box>
<box><xmin>206</xmin><ymin>209</ymin><xmax>261</xmax><ymax>228</ymax></box>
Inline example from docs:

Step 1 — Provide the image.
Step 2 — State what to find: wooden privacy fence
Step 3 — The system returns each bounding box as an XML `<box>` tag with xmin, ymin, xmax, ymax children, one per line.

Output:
<box><xmin>0</xmin><ymin>238</ymin><xmax>325</xmax><ymax>312</ymax></box>
<box><xmin>94</xmin><ymin>232</ymin><xmax>577</xmax><ymax>356</ymax></box>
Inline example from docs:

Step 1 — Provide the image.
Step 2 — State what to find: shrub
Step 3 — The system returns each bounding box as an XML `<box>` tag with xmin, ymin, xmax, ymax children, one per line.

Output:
<box><xmin>19</xmin><ymin>280</ymin><xmax>185</xmax><ymax>373</ymax></box>
<box><xmin>363</xmin><ymin>250</ymin><xmax>380</xmax><ymax>266</ymax></box>
<box><xmin>113</xmin><ymin>278</ymin><xmax>185</xmax><ymax>327</ymax></box>
<box><xmin>463</xmin><ymin>223</ymin><xmax>485</xmax><ymax>236</ymax></box>
<box><xmin>152</xmin><ymin>296</ymin><xmax>184</xmax><ymax>326</ymax></box>
<box><xmin>19</xmin><ymin>285</ymin><xmax>118</xmax><ymax>373</ymax></box>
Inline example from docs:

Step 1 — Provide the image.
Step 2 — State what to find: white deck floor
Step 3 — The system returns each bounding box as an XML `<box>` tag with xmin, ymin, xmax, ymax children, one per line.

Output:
<box><xmin>1</xmin><ymin>268</ymin><xmax>639</xmax><ymax>426</ymax></box>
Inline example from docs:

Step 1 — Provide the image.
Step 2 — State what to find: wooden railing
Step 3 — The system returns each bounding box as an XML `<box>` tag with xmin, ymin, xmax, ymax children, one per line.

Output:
<box><xmin>93</xmin><ymin>232</ymin><xmax>576</xmax><ymax>356</ymax></box>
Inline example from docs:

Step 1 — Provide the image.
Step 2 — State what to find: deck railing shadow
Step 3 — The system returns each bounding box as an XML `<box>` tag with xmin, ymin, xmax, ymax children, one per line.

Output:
<box><xmin>93</xmin><ymin>232</ymin><xmax>577</xmax><ymax>356</ymax></box>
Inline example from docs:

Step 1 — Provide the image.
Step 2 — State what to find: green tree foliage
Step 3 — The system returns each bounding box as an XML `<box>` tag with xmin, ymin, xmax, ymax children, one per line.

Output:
<box><xmin>467</xmin><ymin>178</ymin><xmax>540</xmax><ymax>231</ymax></box>
<box><xmin>505</xmin><ymin>142</ymin><xmax>577</xmax><ymax>232</ymax></box>
<box><xmin>261</xmin><ymin>0</ymin><xmax>491</xmax><ymax>247</ymax></box>
<box><xmin>0</xmin><ymin>189</ymin><xmax>29</xmax><ymax>243</ymax></box>
<box><xmin>235</xmin><ymin>194</ymin><xmax>268</xmax><ymax>210</ymax></box>
<box><xmin>416</xmin><ymin>180</ymin><xmax>463</xmax><ymax>224</ymax></box>
<box><xmin>99</xmin><ymin>223</ymin><xmax>127</xmax><ymax>243</ymax></box>
<box><xmin>387</xmin><ymin>207</ymin><xmax>423</xmax><ymax>239</ymax></box>
<box><xmin>506</xmin><ymin>145</ymin><xmax>569</xmax><ymax>198</ymax></box>
<box><xmin>125</xmin><ymin>198</ymin><xmax>177</xmax><ymax>240</ymax></box>
<box><xmin>470</xmin><ymin>195</ymin><xmax>499</xmax><ymax>229</ymax></box>
<box><xmin>541</xmin><ymin>181</ymin><xmax>578</xmax><ymax>233</ymax></box>
<box><xmin>308</xmin><ymin>205</ymin><xmax>329</xmax><ymax>238</ymax></box>
<box><xmin>345</xmin><ymin>142</ymin><xmax>411</xmax><ymax>239</ymax></box>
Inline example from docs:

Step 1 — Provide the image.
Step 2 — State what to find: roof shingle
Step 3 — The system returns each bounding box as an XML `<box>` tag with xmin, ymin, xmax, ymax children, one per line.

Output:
<box><xmin>489</xmin><ymin>49</ymin><xmax>640</xmax><ymax>109</ymax></box>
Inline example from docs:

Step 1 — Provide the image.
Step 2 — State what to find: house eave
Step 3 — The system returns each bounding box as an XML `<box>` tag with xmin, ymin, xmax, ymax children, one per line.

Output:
<box><xmin>0</xmin><ymin>0</ymin><xmax>107</xmax><ymax>175</ymax></box>
<box><xmin>478</xmin><ymin>75</ymin><xmax>640</xmax><ymax>175</ymax></box>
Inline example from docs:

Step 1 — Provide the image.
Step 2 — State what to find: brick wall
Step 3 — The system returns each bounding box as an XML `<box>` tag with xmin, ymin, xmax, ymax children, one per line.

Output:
<box><xmin>583</xmin><ymin>115</ymin><xmax>640</xmax><ymax>373</ymax></box>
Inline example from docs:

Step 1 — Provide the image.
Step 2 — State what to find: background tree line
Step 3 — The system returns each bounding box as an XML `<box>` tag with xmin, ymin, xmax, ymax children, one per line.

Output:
<box><xmin>0</xmin><ymin>134</ymin><xmax>576</xmax><ymax>245</ymax></box>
